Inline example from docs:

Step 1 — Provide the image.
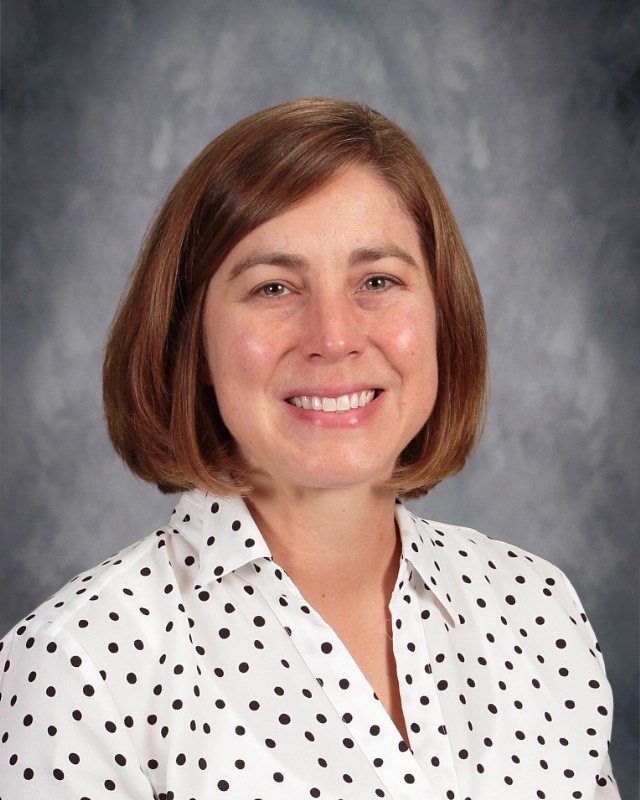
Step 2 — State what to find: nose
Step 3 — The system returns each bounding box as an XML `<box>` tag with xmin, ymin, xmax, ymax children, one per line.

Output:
<box><xmin>301</xmin><ymin>290</ymin><xmax>366</xmax><ymax>362</ymax></box>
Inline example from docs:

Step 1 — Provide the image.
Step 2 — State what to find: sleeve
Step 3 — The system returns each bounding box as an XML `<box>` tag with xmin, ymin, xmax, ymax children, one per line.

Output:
<box><xmin>560</xmin><ymin>573</ymin><xmax>622</xmax><ymax>800</ymax></box>
<box><xmin>593</xmin><ymin>755</ymin><xmax>621</xmax><ymax>799</ymax></box>
<box><xmin>0</xmin><ymin>622</ymin><xmax>155</xmax><ymax>800</ymax></box>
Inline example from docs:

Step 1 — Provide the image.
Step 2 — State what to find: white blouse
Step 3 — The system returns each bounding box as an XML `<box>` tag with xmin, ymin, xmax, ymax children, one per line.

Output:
<box><xmin>0</xmin><ymin>490</ymin><xmax>619</xmax><ymax>799</ymax></box>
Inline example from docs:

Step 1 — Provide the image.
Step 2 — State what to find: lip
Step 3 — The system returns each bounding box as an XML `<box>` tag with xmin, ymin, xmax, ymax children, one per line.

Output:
<box><xmin>288</xmin><ymin>390</ymin><xmax>376</xmax><ymax>412</ymax></box>
<box><xmin>283</xmin><ymin>388</ymin><xmax>384</xmax><ymax>427</ymax></box>
<box><xmin>283</xmin><ymin>385</ymin><xmax>381</xmax><ymax>399</ymax></box>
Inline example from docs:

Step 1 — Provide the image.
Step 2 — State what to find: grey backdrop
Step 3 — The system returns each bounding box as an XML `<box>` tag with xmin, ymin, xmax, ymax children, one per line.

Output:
<box><xmin>2</xmin><ymin>0</ymin><xmax>638</xmax><ymax>795</ymax></box>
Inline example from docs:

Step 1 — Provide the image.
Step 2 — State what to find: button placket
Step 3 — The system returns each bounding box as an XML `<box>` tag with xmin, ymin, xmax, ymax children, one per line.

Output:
<box><xmin>244</xmin><ymin>558</ymin><xmax>441</xmax><ymax>799</ymax></box>
<box><xmin>390</xmin><ymin>562</ymin><xmax>462</xmax><ymax>799</ymax></box>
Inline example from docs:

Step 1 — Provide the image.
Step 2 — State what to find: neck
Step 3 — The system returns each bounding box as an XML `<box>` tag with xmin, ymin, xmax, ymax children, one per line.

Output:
<box><xmin>245</xmin><ymin>483</ymin><xmax>400</xmax><ymax>605</ymax></box>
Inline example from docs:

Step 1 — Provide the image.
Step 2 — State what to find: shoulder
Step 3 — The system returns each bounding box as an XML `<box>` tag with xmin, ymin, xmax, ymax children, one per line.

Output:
<box><xmin>410</xmin><ymin>509</ymin><xmax>570</xmax><ymax>587</ymax></box>
<box><xmin>0</xmin><ymin>528</ymin><xmax>178</xmax><ymax>798</ymax></box>
<box><xmin>402</xmin><ymin>507</ymin><xmax>604</xmax><ymax>664</ymax></box>
<box><xmin>424</xmin><ymin>516</ymin><xmax>568</xmax><ymax>585</ymax></box>
<box><xmin>1</xmin><ymin>518</ymin><xmax>186</xmax><ymax>661</ymax></box>
<box><xmin>402</xmin><ymin>504</ymin><xmax>570</xmax><ymax>587</ymax></box>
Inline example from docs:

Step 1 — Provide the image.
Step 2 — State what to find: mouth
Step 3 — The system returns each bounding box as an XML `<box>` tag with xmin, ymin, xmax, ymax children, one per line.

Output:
<box><xmin>286</xmin><ymin>390</ymin><xmax>380</xmax><ymax>413</ymax></box>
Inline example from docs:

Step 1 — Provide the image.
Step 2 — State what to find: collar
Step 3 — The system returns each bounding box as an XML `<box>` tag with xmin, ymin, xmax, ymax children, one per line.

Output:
<box><xmin>395</xmin><ymin>502</ymin><xmax>460</xmax><ymax>627</ymax></box>
<box><xmin>173</xmin><ymin>490</ymin><xmax>460</xmax><ymax>624</ymax></box>
<box><xmin>171</xmin><ymin>490</ymin><xmax>272</xmax><ymax>588</ymax></box>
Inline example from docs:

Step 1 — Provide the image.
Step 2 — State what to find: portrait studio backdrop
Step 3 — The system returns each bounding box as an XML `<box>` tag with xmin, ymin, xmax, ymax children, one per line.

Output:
<box><xmin>2</xmin><ymin>1</ymin><xmax>638</xmax><ymax>795</ymax></box>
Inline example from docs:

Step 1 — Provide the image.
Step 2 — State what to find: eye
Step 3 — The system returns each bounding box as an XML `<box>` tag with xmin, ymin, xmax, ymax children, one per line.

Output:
<box><xmin>256</xmin><ymin>281</ymin><xmax>290</xmax><ymax>298</ymax></box>
<box><xmin>361</xmin><ymin>274</ymin><xmax>399</xmax><ymax>291</ymax></box>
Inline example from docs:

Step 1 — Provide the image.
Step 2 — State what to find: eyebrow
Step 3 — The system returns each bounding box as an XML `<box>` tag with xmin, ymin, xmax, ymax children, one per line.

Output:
<box><xmin>226</xmin><ymin>252</ymin><xmax>307</xmax><ymax>282</ymax></box>
<box><xmin>226</xmin><ymin>245</ymin><xmax>420</xmax><ymax>281</ymax></box>
<box><xmin>350</xmin><ymin>245</ymin><xmax>420</xmax><ymax>270</ymax></box>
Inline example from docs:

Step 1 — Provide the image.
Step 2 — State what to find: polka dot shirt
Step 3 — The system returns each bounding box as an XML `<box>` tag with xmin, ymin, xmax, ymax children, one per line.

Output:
<box><xmin>0</xmin><ymin>490</ymin><xmax>619</xmax><ymax>799</ymax></box>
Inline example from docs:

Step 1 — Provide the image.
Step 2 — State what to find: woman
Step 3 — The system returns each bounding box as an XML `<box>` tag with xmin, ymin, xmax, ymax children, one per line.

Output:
<box><xmin>0</xmin><ymin>98</ymin><xmax>618</xmax><ymax>798</ymax></box>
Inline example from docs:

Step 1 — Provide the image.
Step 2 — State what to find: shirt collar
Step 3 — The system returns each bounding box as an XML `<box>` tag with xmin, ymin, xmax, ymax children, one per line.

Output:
<box><xmin>395</xmin><ymin>502</ymin><xmax>460</xmax><ymax>627</ymax></box>
<box><xmin>171</xmin><ymin>490</ymin><xmax>272</xmax><ymax>588</ymax></box>
<box><xmin>173</xmin><ymin>490</ymin><xmax>460</xmax><ymax>624</ymax></box>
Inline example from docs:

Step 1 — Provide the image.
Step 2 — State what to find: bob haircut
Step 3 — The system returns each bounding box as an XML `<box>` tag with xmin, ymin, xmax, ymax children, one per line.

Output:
<box><xmin>103</xmin><ymin>97</ymin><xmax>487</xmax><ymax>499</ymax></box>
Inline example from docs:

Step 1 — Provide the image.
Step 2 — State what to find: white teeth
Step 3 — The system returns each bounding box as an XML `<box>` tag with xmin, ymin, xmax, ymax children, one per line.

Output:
<box><xmin>359</xmin><ymin>390</ymin><xmax>372</xmax><ymax>406</ymax></box>
<box><xmin>289</xmin><ymin>390</ymin><xmax>376</xmax><ymax>413</ymax></box>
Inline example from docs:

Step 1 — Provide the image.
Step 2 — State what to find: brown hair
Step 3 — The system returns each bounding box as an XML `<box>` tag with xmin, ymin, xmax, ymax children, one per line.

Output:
<box><xmin>103</xmin><ymin>97</ymin><xmax>487</xmax><ymax>498</ymax></box>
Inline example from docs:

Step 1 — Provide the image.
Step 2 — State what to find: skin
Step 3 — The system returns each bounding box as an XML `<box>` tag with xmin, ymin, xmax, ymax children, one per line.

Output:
<box><xmin>203</xmin><ymin>166</ymin><xmax>438</xmax><ymax>739</ymax></box>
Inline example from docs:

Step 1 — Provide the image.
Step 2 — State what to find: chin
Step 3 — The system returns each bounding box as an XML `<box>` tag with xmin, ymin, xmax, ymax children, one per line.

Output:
<box><xmin>281</xmin><ymin>458</ymin><xmax>394</xmax><ymax>493</ymax></box>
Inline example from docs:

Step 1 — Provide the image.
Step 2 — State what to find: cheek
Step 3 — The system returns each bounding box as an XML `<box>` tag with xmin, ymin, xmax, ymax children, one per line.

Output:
<box><xmin>393</xmin><ymin>326</ymin><xmax>428</xmax><ymax>356</ymax></box>
<box><xmin>387</xmin><ymin>306</ymin><xmax>437</xmax><ymax>365</ymax></box>
<box><xmin>387</xmin><ymin>308</ymin><xmax>439</xmax><ymax>416</ymax></box>
<box><xmin>207</xmin><ymin>314</ymin><xmax>282</xmax><ymax>390</ymax></box>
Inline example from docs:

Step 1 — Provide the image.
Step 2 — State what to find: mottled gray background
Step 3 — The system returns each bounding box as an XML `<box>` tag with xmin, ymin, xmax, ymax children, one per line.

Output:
<box><xmin>2</xmin><ymin>0</ymin><xmax>638</xmax><ymax>795</ymax></box>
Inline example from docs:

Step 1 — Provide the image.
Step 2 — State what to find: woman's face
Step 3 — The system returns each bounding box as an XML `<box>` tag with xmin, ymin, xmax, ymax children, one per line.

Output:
<box><xmin>203</xmin><ymin>166</ymin><xmax>438</xmax><ymax>494</ymax></box>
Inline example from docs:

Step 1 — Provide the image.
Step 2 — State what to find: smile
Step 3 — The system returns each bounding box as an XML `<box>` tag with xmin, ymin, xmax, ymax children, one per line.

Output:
<box><xmin>287</xmin><ymin>390</ymin><xmax>377</xmax><ymax>413</ymax></box>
